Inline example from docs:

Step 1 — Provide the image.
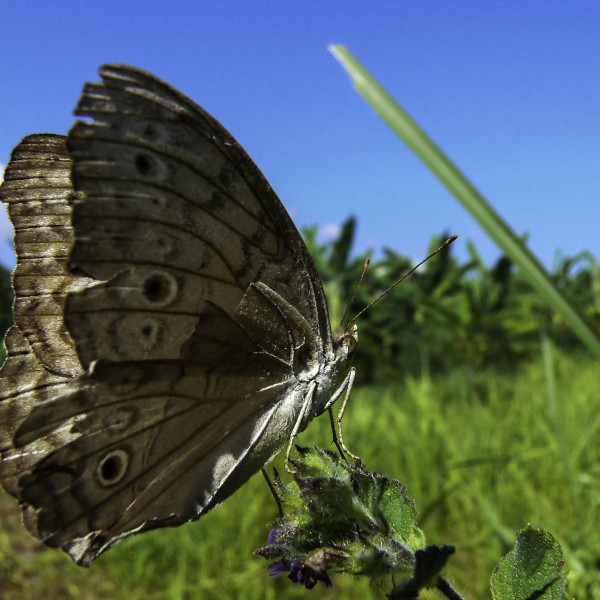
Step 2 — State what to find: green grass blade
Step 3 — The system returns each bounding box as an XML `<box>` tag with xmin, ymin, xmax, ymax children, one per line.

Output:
<box><xmin>329</xmin><ymin>44</ymin><xmax>600</xmax><ymax>358</ymax></box>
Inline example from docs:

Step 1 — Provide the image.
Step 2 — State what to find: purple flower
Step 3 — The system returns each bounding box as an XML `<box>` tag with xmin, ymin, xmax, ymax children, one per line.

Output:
<box><xmin>267</xmin><ymin>527</ymin><xmax>281</xmax><ymax>545</ymax></box>
<box><xmin>268</xmin><ymin>560</ymin><xmax>333</xmax><ymax>590</ymax></box>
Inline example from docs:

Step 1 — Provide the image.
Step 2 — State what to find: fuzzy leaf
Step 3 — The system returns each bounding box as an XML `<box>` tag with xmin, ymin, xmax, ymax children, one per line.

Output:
<box><xmin>491</xmin><ymin>527</ymin><xmax>569</xmax><ymax>599</ymax></box>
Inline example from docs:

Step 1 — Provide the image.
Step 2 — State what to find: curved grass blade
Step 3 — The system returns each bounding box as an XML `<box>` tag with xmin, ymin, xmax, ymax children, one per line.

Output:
<box><xmin>330</xmin><ymin>44</ymin><xmax>600</xmax><ymax>358</ymax></box>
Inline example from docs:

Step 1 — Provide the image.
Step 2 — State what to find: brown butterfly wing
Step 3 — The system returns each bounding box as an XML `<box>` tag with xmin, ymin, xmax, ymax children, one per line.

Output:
<box><xmin>0</xmin><ymin>133</ymin><xmax>90</xmax><ymax>491</ymax></box>
<box><xmin>12</xmin><ymin>292</ymin><xmax>301</xmax><ymax>564</ymax></box>
<box><xmin>0</xmin><ymin>66</ymin><xmax>339</xmax><ymax>565</ymax></box>
<box><xmin>65</xmin><ymin>64</ymin><xmax>331</xmax><ymax>367</ymax></box>
<box><xmin>0</xmin><ymin>134</ymin><xmax>91</xmax><ymax>376</ymax></box>
<box><xmin>0</xmin><ymin>135</ymin><xmax>91</xmax><ymax>542</ymax></box>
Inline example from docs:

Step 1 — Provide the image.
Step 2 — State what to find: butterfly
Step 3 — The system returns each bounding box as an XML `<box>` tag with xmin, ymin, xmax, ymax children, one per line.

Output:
<box><xmin>0</xmin><ymin>65</ymin><xmax>358</xmax><ymax>566</ymax></box>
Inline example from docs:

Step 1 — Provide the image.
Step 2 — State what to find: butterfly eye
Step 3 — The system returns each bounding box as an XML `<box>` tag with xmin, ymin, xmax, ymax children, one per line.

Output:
<box><xmin>344</xmin><ymin>328</ymin><xmax>358</xmax><ymax>356</ymax></box>
<box><xmin>96</xmin><ymin>449</ymin><xmax>129</xmax><ymax>487</ymax></box>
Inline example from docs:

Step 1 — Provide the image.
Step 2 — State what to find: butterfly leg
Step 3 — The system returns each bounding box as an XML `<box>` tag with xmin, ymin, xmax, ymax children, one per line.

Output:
<box><xmin>328</xmin><ymin>408</ymin><xmax>346</xmax><ymax>460</ymax></box>
<box><xmin>284</xmin><ymin>381</ymin><xmax>317</xmax><ymax>474</ymax></box>
<box><xmin>261</xmin><ymin>468</ymin><xmax>283</xmax><ymax>517</ymax></box>
<box><xmin>324</xmin><ymin>367</ymin><xmax>359</xmax><ymax>462</ymax></box>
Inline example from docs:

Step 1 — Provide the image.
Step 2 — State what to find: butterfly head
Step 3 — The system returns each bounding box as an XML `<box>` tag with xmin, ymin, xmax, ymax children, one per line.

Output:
<box><xmin>332</xmin><ymin>323</ymin><xmax>357</xmax><ymax>361</ymax></box>
<box><xmin>328</xmin><ymin>324</ymin><xmax>358</xmax><ymax>388</ymax></box>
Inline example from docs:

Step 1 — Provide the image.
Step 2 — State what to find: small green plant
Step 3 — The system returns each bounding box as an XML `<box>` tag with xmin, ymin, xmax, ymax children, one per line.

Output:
<box><xmin>256</xmin><ymin>446</ymin><xmax>456</xmax><ymax>597</ymax></box>
<box><xmin>256</xmin><ymin>447</ymin><xmax>569</xmax><ymax>599</ymax></box>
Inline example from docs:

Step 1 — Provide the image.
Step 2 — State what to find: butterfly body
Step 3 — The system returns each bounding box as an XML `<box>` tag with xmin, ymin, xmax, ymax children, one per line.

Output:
<box><xmin>0</xmin><ymin>66</ymin><xmax>356</xmax><ymax>566</ymax></box>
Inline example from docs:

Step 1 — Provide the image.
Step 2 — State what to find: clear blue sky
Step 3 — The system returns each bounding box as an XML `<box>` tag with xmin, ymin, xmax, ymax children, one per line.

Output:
<box><xmin>1</xmin><ymin>2</ymin><xmax>600</xmax><ymax>271</ymax></box>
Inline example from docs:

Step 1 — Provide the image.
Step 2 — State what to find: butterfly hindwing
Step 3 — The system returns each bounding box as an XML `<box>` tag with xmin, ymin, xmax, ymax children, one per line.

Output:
<box><xmin>10</xmin><ymin>275</ymin><xmax>324</xmax><ymax>564</ymax></box>
<box><xmin>0</xmin><ymin>134</ymin><xmax>91</xmax><ymax>377</ymax></box>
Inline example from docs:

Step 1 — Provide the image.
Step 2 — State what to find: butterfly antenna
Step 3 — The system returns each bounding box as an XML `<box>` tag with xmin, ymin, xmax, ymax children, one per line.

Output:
<box><xmin>347</xmin><ymin>235</ymin><xmax>458</xmax><ymax>327</ymax></box>
<box><xmin>340</xmin><ymin>257</ymin><xmax>371</xmax><ymax>329</ymax></box>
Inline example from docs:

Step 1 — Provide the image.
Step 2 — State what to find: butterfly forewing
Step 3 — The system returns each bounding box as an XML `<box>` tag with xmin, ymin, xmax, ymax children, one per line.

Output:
<box><xmin>0</xmin><ymin>65</ymin><xmax>353</xmax><ymax>566</ymax></box>
<box><xmin>66</xmin><ymin>64</ymin><xmax>332</xmax><ymax>366</ymax></box>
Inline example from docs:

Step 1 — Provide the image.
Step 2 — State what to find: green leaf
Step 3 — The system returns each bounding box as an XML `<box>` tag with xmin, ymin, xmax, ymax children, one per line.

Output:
<box><xmin>491</xmin><ymin>526</ymin><xmax>569</xmax><ymax>599</ymax></box>
<box><xmin>330</xmin><ymin>215</ymin><xmax>356</xmax><ymax>274</ymax></box>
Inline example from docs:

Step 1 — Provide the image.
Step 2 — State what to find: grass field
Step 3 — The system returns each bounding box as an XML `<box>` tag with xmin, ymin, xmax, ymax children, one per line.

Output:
<box><xmin>1</xmin><ymin>345</ymin><xmax>599</xmax><ymax>599</ymax></box>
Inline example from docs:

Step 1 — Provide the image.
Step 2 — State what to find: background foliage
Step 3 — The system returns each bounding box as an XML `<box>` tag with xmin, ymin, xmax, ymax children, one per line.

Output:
<box><xmin>1</xmin><ymin>223</ymin><xmax>599</xmax><ymax>597</ymax></box>
<box><xmin>305</xmin><ymin>217</ymin><xmax>600</xmax><ymax>383</ymax></box>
